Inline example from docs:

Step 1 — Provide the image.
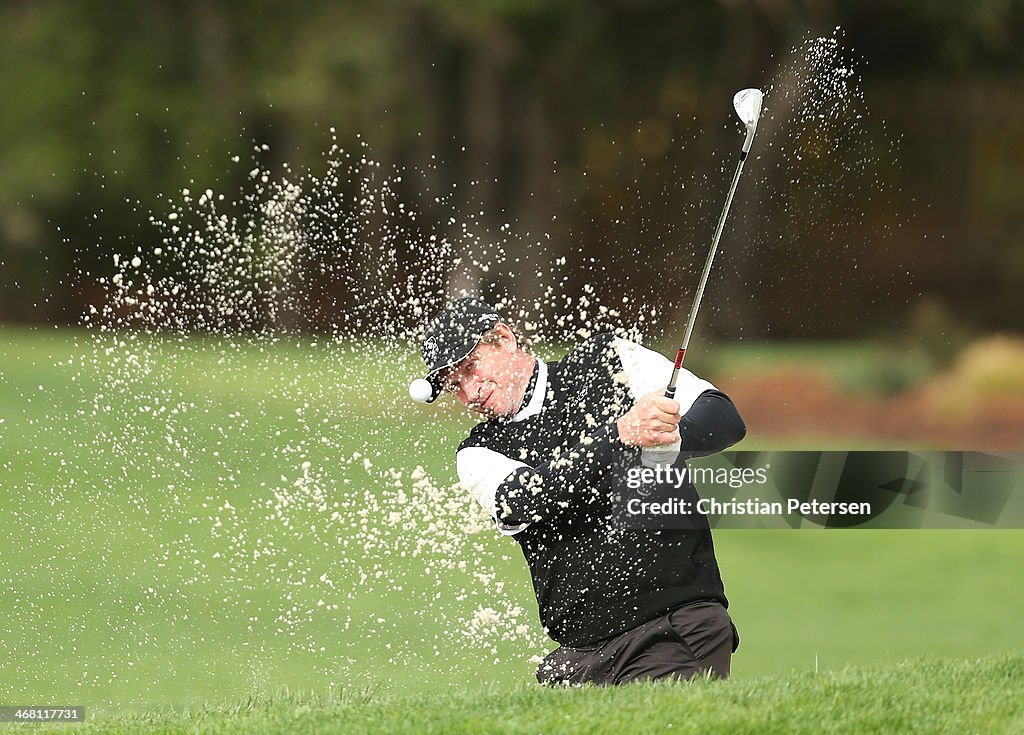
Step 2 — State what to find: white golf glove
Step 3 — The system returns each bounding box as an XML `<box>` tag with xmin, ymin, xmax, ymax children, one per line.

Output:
<box><xmin>640</xmin><ymin>435</ymin><xmax>681</xmax><ymax>469</ymax></box>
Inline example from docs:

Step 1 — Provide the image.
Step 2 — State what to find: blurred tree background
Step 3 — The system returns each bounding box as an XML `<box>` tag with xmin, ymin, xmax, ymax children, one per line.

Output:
<box><xmin>0</xmin><ymin>0</ymin><xmax>1021</xmax><ymax>339</ymax></box>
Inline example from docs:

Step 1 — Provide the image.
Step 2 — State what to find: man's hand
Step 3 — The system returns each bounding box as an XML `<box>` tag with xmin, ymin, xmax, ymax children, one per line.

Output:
<box><xmin>617</xmin><ymin>391</ymin><xmax>681</xmax><ymax>448</ymax></box>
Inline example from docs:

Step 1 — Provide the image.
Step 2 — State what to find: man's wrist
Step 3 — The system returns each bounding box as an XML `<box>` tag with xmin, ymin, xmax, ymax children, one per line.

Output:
<box><xmin>614</xmin><ymin>416</ymin><xmax>631</xmax><ymax>446</ymax></box>
<box><xmin>610</xmin><ymin>419</ymin><xmax>638</xmax><ymax>452</ymax></box>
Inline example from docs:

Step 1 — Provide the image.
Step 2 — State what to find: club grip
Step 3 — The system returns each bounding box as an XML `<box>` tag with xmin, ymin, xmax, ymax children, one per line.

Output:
<box><xmin>665</xmin><ymin>347</ymin><xmax>685</xmax><ymax>399</ymax></box>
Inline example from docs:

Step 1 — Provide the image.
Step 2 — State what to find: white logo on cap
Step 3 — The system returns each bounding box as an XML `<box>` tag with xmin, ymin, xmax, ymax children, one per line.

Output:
<box><xmin>424</xmin><ymin>336</ymin><xmax>439</xmax><ymax>363</ymax></box>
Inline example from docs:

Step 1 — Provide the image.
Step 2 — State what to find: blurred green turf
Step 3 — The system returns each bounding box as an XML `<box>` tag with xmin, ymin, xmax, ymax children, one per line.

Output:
<box><xmin>685</xmin><ymin>338</ymin><xmax>936</xmax><ymax>395</ymax></box>
<box><xmin>1</xmin><ymin>327</ymin><xmax>1021</xmax><ymax>712</ymax></box>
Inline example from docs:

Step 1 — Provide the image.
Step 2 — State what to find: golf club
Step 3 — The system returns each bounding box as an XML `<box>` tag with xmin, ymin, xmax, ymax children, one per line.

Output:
<box><xmin>665</xmin><ymin>88</ymin><xmax>763</xmax><ymax>400</ymax></box>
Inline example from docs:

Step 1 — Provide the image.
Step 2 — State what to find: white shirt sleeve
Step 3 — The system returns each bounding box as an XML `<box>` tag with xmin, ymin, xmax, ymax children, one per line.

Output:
<box><xmin>613</xmin><ymin>337</ymin><xmax>715</xmax><ymax>462</ymax></box>
<box><xmin>612</xmin><ymin>336</ymin><xmax>715</xmax><ymax>412</ymax></box>
<box><xmin>456</xmin><ymin>446</ymin><xmax>531</xmax><ymax>536</ymax></box>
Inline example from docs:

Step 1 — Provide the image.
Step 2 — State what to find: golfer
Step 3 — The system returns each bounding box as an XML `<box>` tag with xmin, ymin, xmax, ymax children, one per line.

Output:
<box><xmin>412</xmin><ymin>296</ymin><xmax>746</xmax><ymax>685</ymax></box>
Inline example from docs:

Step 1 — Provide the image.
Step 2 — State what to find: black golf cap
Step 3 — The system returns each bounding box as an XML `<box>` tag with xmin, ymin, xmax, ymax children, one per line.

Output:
<box><xmin>417</xmin><ymin>296</ymin><xmax>502</xmax><ymax>402</ymax></box>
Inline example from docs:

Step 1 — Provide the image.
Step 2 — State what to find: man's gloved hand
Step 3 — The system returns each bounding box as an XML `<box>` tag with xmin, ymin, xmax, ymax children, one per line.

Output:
<box><xmin>617</xmin><ymin>391</ymin><xmax>681</xmax><ymax>448</ymax></box>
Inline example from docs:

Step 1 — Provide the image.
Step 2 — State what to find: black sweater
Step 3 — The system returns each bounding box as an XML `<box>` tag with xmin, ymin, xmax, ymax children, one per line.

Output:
<box><xmin>456</xmin><ymin>333</ymin><xmax>745</xmax><ymax>647</ymax></box>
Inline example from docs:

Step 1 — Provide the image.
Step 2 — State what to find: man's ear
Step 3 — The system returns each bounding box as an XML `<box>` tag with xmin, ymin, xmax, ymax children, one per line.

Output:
<box><xmin>496</xmin><ymin>323</ymin><xmax>517</xmax><ymax>352</ymax></box>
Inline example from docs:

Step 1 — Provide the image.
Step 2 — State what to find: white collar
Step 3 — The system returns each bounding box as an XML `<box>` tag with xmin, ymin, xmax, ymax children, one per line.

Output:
<box><xmin>510</xmin><ymin>359</ymin><xmax>547</xmax><ymax>423</ymax></box>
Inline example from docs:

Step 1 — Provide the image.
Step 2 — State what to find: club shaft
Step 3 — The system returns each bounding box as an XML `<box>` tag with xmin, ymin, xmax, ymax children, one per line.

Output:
<box><xmin>666</xmin><ymin>149</ymin><xmax>749</xmax><ymax>399</ymax></box>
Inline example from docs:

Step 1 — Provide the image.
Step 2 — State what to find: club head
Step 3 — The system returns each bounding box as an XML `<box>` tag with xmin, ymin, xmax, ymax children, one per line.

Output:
<box><xmin>733</xmin><ymin>88</ymin><xmax>763</xmax><ymax>127</ymax></box>
<box><xmin>733</xmin><ymin>88</ymin><xmax>763</xmax><ymax>153</ymax></box>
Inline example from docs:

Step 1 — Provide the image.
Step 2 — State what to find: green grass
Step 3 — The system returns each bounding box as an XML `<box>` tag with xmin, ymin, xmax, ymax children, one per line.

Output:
<box><xmin>686</xmin><ymin>338</ymin><xmax>936</xmax><ymax>395</ymax></box>
<box><xmin>1</xmin><ymin>327</ymin><xmax>1022</xmax><ymax>729</ymax></box>
<box><xmin>13</xmin><ymin>656</ymin><xmax>1024</xmax><ymax>734</ymax></box>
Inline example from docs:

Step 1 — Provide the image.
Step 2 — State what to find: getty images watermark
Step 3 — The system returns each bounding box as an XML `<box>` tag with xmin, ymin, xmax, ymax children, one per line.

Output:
<box><xmin>614</xmin><ymin>462</ymin><xmax>873</xmax><ymax>529</ymax></box>
<box><xmin>611</xmin><ymin>452</ymin><xmax>1023</xmax><ymax>529</ymax></box>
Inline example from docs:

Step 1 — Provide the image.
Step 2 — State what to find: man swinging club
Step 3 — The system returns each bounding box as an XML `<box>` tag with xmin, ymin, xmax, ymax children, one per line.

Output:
<box><xmin>409</xmin><ymin>296</ymin><xmax>746</xmax><ymax>685</ymax></box>
<box><xmin>408</xmin><ymin>90</ymin><xmax>761</xmax><ymax>685</ymax></box>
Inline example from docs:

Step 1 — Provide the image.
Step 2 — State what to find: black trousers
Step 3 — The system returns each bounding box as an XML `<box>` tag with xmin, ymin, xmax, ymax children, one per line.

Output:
<box><xmin>536</xmin><ymin>601</ymin><xmax>738</xmax><ymax>686</ymax></box>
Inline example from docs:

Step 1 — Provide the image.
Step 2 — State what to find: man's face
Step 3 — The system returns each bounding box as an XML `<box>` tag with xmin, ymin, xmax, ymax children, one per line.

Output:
<box><xmin>442</xmin><ymin>334</ymin><xmax>530</xmax><ymax>417</ymax></box>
